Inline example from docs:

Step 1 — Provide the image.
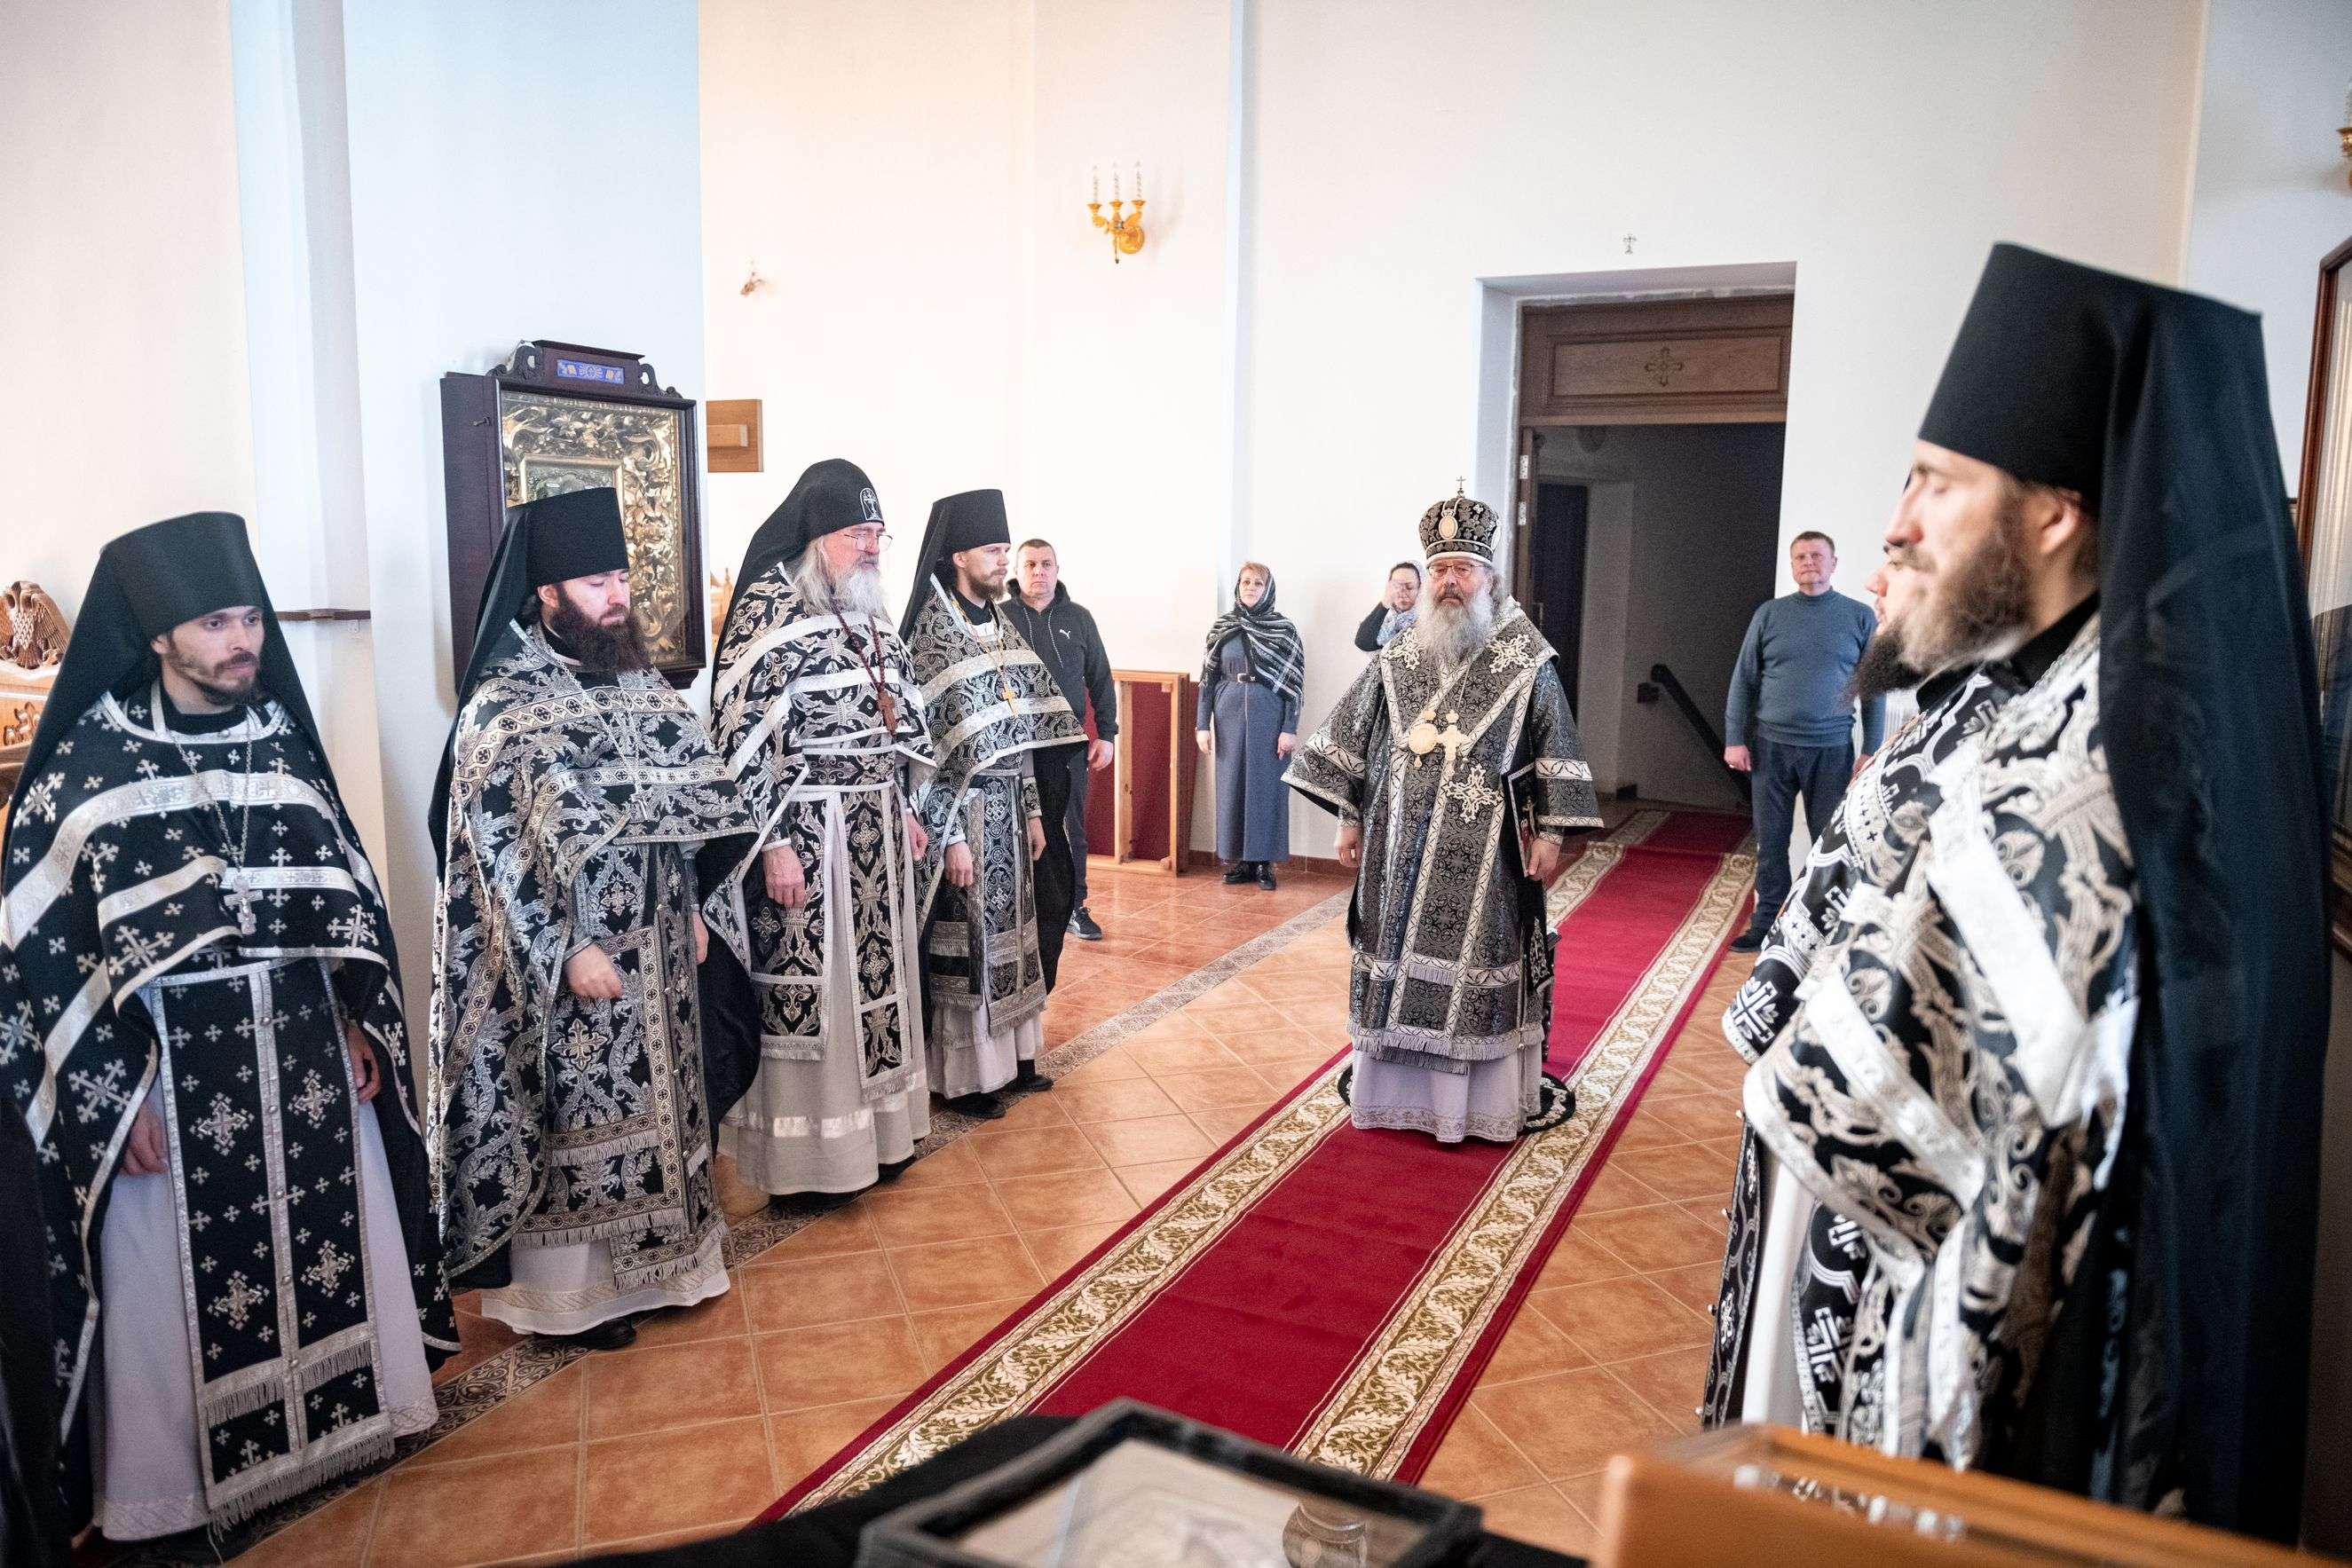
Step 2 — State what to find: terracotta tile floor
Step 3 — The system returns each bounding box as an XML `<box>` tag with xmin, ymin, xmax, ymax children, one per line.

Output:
<box><xmin>227</xmin><ymin>861</ymin><xmax>1359</xmax><ymax>1567</ymax></box>
<box><xmin>1447</xmin><ymin>949</ymin><xmax>1754</xmax><ymax>1560</ymax></box>
<box><xmin>131</xmin><ymin>820</ymin><xmax>1756</xmax><ymax>1565</ymax></box>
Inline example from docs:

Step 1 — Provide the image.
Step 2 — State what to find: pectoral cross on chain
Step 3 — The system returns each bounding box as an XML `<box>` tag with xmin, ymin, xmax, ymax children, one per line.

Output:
<box><xmin>219</xmin><ymin>871</ymin><xmax>257</xmax><ymax>936</ymax></box>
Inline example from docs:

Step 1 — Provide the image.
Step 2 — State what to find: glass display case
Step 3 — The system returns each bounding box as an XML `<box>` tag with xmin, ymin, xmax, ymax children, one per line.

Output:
<box><xmin>856</xmin><ymin>1401</ymin><xmax>1482</xmax><ymax>1568</ymax></box>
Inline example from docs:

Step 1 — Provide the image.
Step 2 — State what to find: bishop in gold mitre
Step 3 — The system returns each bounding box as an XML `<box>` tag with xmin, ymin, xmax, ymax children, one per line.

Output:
<box><xmin>1286</xmin><ymin>488</ymin><xmax>1602</xmax><ymax>1143</ymax></box>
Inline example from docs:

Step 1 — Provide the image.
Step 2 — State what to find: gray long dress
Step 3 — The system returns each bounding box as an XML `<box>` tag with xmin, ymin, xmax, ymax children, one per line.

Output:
<box><xmin>1198</xmin><ymin>634</ymin><xmax>1298</xmax><ymax>863</ymax></box>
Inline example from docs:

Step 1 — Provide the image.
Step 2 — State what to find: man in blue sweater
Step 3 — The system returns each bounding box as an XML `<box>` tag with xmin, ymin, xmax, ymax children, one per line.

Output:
<box><xmin>1723</xmin><ymin>531</ymin><xmax>1883</xmax><ymax>951</ymax></box>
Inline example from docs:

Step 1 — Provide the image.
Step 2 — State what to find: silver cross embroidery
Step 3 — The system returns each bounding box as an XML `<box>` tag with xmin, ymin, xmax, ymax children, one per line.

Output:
<box><xmin>288</xmin><ymin>1069</ymin><xmax>337</xmax><ymax>1130</ymax></box>
<box><xmin>190</xmin><ymin>1093</ymin><xmax>253</xmax><ymax>1156</ymax></box>
<box><xmin>1444</xmin><ymin>773</ymin><xmax>1503</xmax><ymax>823</ymax></box>
<box><xmin>1489</xmin><ymin>634</ymin><xmax>1539</xmax><ymax>674</ymax></box>
<box><xmin>303</xmin><ymin>1241</ymin><xmax>354</xmax><ymax>1294</ymax></box>
<box><xmin>212</xmin><ymin>1271</ymin><xmax>267</xmax><ymax>1331</ymax></box>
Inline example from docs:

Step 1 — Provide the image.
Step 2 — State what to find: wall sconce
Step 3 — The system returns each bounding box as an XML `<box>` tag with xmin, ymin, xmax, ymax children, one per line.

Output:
<box><xmin>2338</xmin><ymin>80</ymin><xmax>2352</xmax><ymax>187</ymax></box>
<box><xmin>1087</xmin><ymin>162</ymin><xmax>1147</xmax><ymax>264</ymax></box>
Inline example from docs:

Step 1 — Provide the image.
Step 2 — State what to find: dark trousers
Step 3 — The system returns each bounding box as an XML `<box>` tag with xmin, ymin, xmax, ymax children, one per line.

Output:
<box><xmin>1748</xmin><ymin>737</ymin><xmax>1853</xmax><ymax>934</ymax></box>
<box><xmin>1063</xmin><ymin>748</ymin><xmax>1093</xmax><ymax>906</ymax></box>
<box><xmin>1032</xmin><ymin>745</ymin><xmax>1077</xmax><ymax>992</ymax></box>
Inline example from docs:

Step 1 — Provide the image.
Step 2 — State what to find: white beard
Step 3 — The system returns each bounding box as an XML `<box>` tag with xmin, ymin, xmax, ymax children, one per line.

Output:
<box><xmin>1420</xmin><ymin>592</ymin><xmax>1496</xmax><ymax>668</ymax></box>
<box><xmin>793</xmin><ymin>550</ymin><xmax>889</xmax><ymax>618</ymax></box>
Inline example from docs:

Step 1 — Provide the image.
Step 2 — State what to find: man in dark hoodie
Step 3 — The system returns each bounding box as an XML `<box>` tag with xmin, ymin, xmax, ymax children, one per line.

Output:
<box><xmin>1006</xmin><ymin>539</ymin><xmax>1117</xmax><ymax>941</ymax></box>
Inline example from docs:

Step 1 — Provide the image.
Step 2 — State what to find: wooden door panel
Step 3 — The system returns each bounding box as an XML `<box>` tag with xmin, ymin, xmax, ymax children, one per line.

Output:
<box><xmin>1549</xmin><ymin>334</ymin><xmax>1785</xmax><ymax>398</ymax></box>
<box><xmin>1520</xmin><ymin>294</ymin><xmax>1793</xmax><ymax>425</ymax></box>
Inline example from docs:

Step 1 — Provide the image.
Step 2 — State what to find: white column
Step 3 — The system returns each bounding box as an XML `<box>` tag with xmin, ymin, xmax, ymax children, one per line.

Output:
<box><xmin>228</xmin><ymin>0</ymin><xmax>387</xmax><ymax>861</ymax></box>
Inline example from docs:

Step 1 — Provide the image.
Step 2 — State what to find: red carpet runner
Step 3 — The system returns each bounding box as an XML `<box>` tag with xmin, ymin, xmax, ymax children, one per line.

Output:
<box><xmin>764</xmin><ymin>809</ymin><xmax>1753</xmax><ymax>1516</ymax></box>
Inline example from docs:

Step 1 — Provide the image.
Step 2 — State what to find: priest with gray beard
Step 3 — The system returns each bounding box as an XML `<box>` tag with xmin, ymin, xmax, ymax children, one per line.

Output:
<box><xmin>706</xmin><ymin>461</ymin><xmax>939</xmax><ymax>1207</ymax></box>
<box><xmin>1286</xmin><ymin>492</ymin><xmax>1601</xmax><ymax>1144</ymax></box>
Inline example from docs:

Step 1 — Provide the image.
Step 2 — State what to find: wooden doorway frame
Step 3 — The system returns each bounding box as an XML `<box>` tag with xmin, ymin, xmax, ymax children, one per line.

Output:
<box><xmin>1510</xmin><ymin>292</ymin><xmax>1794</xmax><ymax>595</ymax></box>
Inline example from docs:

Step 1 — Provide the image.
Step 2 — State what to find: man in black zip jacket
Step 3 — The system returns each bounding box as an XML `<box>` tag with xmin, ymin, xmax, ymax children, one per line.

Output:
<box><xmin>1007</xmin><ymin>539</ymin><xmax>1118</xmax><ymax>942</ymax></box>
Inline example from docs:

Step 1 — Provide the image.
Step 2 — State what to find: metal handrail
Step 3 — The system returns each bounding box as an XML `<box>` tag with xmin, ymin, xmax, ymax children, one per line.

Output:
<box><xmin>1647</xmin><ymin>662</ymin><xmax>1750</xmax><ymax>807</ymax></box>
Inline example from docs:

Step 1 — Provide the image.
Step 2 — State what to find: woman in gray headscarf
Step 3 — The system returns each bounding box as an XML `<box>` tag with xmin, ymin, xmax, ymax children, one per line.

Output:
<box><xmin>1196</xmin><ymin>562</ymin><xmax>1303</xmax><ymax>889</ymax></box>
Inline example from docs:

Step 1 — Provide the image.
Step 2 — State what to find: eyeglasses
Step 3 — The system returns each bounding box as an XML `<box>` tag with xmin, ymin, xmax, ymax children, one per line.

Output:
<box><xmin>843</xmin><ymin>527</ymin><xmax>891</xmax><ymax>548</ymax></box>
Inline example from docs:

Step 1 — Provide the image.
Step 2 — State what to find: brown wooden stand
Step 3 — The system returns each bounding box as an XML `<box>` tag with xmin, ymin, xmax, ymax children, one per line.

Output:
<box><xmin>1083</xmin><ymin>669</ymin><xmax>1196</xmax><ymax>875</ymax></box>
<box><xmin>1595</xmin><ymin>1426</ymin><xmax>2314</xmax><ymax>1567</ymax></box>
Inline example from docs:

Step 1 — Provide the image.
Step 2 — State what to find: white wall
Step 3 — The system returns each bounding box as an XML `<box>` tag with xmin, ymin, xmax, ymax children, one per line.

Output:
<box><xmin>230</xmin><ymin>0</ymin><xmax>388</xmax><ymax>860</ymax></box>
<box><xmin>0</xmin><ymin>0</ymin><xmax>257</xmax><ymax>611</ymax></box>
<box><xmin>1247</xmin><ymin>0</ymin><xmax>2201</xmax><ymax>855</ymax></box>
<box><xmin>1011</xmin><ymin>0</ymin><xmax>1236</xmax><ymax>672</ymax></box>
<box><xmin>1572</xmin><ymin>481</ymin><xmax>1634</xmax><ymax>793</ymax></box>
<box><xmin>2182</xmin><ymin>0</ymin><xmax>2352</xmax><ymax>480</ymax></box>
<box><xmin>700</xmin><ymin>0</ymin><xmax>2209</xmax><ymax>860</ymax></box>
<box><xmin>698</xmin><ymin>0</ymin><xmax>1235</xmax><ymax>672</ymax></box>
<box><xmin>341</xmin><ymin>0</ymin><xmax>706</xmax><ymax>997</ymax></box>
<box><xmin>699</xmin><ymin>0</ymin><xmax>1023</xmax><ymax>587</ymax></box>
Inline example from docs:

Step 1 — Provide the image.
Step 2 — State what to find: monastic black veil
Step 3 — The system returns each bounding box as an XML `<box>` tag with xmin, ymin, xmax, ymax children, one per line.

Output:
<box><xmin>428</xmin><ymin>486</ymin><xmax>632</xmax><ymax>870</ymax></box>
<box><xmin>1921</xmin><ymin>244</ymin><xmax>2326</xmax><ymax>1539</ymax></box>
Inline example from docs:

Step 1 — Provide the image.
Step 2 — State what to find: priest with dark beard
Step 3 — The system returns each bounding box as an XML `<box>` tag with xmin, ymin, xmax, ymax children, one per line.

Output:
<box><xmin>1701</xmin><ymin>246</ymin><xmax>2327</xmax><ymax>1543</ymax></box>
<box><xmin>706</xmin><ymin>460</ymin><xmax>937</xmax><ymax>1207</ymax></box>
<box><xmin>0</xmin><ymin>513</ymin><xmax>452</xmax><ymax>1550</ymax></box>
<box><xmin>1286</xmin><ymin>492</ymin><xmax>1600</xmax><ymax>1144</ymax></box>
<box><xmin>430</xmin><ymin>490</ymin><xmax>756</xmax><ymax>1351</ymax></box>
<box><xmin>900</xmin><ymin>491</ymin><xmax>1082</xmax><ymax>1119</ymax></box>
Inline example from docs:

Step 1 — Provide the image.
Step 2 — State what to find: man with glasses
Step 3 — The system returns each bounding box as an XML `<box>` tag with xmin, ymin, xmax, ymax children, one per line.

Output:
<box><xmin>706</xmin><ymin>461</ymin><xmax>938</xmax><ymax>1207</ymax></box>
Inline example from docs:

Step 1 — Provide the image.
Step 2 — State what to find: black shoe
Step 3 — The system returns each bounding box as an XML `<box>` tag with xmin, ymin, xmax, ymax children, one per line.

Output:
<box><xmin>1728</xmin><ymin>930</ymin><xmax>1765</xmax><ymax>953</ymax></box>
<box><xmin>552</xmin><ymin>1316</ymin><xmax>637</xmax><ymax>1352</ymax></box>
<box><xmin>1256</xmin><ymin>864</ymin><xmax>1277</xmax><ymax>891</ymax></box>
<box><xmin>1008</xmin><ymin>1061</ymin><xmax>1055</xmax><ymax>1094</ymax></box>
<box><xmin>1222</xmin><ymin>863</ymin><xmax>1253</xmax><ymax>885</ymax></box>
<box><xmin>946</xmin><ymin>1091</ymin><xmax>1008</xmax><ymax>1120</ymax></box>
<box><xmin>1068</xmin><ymin>906</ymin><xmax>1103</xmax><ymax>942</ymax></box>
<box><xmin>771</xmin><ymin>1186</ymin><xmax>860</xmax><ymax>1214</ymax></box>
<box><xmin>877</xmin><ymin>1154</ymin><xmax>915</xmax><ymax>1184</ymax></box>
<box><xmin>142</xmin><ymin>1525</ymin><xmax>246</xmax><ymax>1563</ymax></box>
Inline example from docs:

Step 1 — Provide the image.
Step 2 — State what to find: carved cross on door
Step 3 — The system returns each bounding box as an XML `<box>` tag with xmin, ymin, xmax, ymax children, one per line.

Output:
<box><xmin>1645</xmin><ymin>345</ymin><xmax>1685</xmax><ymax>387</ymax></box>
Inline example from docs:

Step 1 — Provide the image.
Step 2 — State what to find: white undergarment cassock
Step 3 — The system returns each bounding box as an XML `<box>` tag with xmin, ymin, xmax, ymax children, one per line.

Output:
<box><xmin>927</xmin><ymin>989</ymin><xmax>1042</xmax><ymax>1100</ymax></box>
<box><xmin>1738</xmin><ymin>1150</ymin><xmax>1813</xmax><ymax>1429</ymax></box>
<box><xmin>89</xmin><ymin>1098</ymin><xmax>436</xmax><ymax>1542</ymax></box>
<box><xmin>476</xmin><ymin>1230</ymin><xmax>730</xmax><ymax>1337</ymax></box>
<box><xmin>1347</xmin><ymin>1042</ymin><xmax>1542</xmax><ymax>1145</ymax></box>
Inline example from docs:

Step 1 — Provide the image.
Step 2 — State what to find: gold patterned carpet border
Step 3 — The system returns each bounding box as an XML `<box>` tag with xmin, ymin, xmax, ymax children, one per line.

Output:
<box><xmin>785</xmin><ymin>820</ymin><xmax>1752</xmax><ymax>1509</ymax></box>
<box><xmin>1295</xmin><ymin>846</ymin><xmax>1752</xmax><ymax>1477</ymax></box>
